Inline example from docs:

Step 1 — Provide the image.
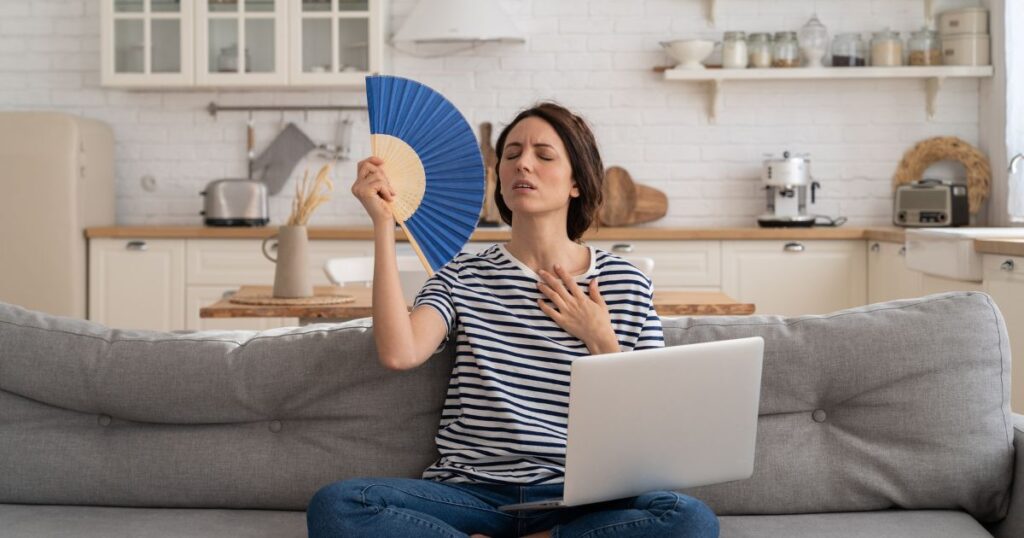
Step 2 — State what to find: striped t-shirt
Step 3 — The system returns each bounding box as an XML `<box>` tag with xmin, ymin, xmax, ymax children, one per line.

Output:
<box><xmin>412</xmin><ymin>243</ymin><xmax>664</xmax><ymax>485</ymax></box>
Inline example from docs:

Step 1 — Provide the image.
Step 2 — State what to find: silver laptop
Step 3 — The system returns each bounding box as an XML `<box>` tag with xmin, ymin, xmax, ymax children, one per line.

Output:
<box><xmin>498</xmin><ymin>336</ymin><xmax>764</xmax><ymax>512</ymax></box>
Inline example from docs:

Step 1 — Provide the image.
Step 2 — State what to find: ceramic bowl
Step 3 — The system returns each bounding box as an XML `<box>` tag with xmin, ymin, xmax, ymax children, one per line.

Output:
<box><xmin>660</xmin><ymin>39</ymin><xmax>715</xmax><ymax>69</ymax></box>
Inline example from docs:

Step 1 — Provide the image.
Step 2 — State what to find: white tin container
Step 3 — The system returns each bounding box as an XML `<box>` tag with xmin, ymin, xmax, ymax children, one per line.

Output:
<box><xmin>941</xmin><ymin>33</ymin><xmax>990</xmax><ymax>66</ymax></box>
<box><xmin>938</xmin><ymin>7</ymin><xmax>989</xmax><ymax>35</ymax></box>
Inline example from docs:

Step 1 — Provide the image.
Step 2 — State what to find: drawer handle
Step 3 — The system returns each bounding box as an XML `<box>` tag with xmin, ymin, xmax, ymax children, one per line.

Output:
<box><xmin>612</xmin><ymin>243</ymin><xmax>634</xmax><ymax>254</ymax></box>
<box><xmin>783</xmin><ymin>242</ymin><xmax>805</xmax><ymax>253</ymax></box>
<box><xmin>125</xmin><ymin>240</ymin><xmax>148</xmax><ymax>251</ymax></box>
<box><xmin>1001</xmin><ymin>260</ymin><xmax>1015</xmax><ymax>272</ymax></box>
<box><xmin>869</xmin><ymin>243</ymin><xmax>880</xmax><ymax>253</ymax></box>
<box><xmin>898</xmin><ymin>246</ymin><xmax>907</xmax><ymax>256</ymax></box>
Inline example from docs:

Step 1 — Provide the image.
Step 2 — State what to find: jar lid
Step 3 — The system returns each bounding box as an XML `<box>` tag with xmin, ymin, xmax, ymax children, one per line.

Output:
<box><xmin>911</xmin><ymin>27</ymin><xmax>937</xmax><ymax>38</ymax></box>
<box><xmin>724</xmin><ymin>31</ymin><xmax>746</xmax><ymax>39</ymax></box>
<box><xmin>774</xmin><ymin>31</ymin><xmax>797</xmax><ymax>39</ymax></box>
<box><xmin>749</xmin><ymin>32</ymin><xmax>772</xmax><ymax>40</ymax></box>
<box><xmin>872</xmin><ymin>28</ymin><xmax>901</xmax><ymax>38</ymax></box>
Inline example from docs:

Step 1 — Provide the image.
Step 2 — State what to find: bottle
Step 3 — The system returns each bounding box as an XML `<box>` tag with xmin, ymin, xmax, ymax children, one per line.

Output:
<box><xmin>871</xmin><ymin>29</ymin><xmax>904</xmax><ymax>66</ymax></box>
<box><xmin>831</xmin><ymin>33</ymin><xmax>867</xmax><ymax>66</ymax></box>
<box><xmin>908</xmin><ymin>27</ymin><xmax>941</xmax><ymax>66</ymax></box>
<box><xmin>722</xmin><ymin>31</ymin><xmax>749</xmax><ymax>69</ymax></box>
<box><xmin>798</xmin><ymin>14</ymin><xmax>830</xmax><ymax>68</ymax></box>
<box><xmin>772</xmin><ymin>32</ymin><xmax>800</xmax><ymax>67</ymax></box>
<box><xmin>748</xmin><ymin>33</ymin><xmax>773</xmax><ymax>68</ymax></box>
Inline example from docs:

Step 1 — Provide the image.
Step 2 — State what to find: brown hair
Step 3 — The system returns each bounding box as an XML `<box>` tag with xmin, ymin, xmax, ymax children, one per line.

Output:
<box><xmin>493</xmin><ymin>102</ymin><xmax>603</xmax><ymax>241</ymax></box>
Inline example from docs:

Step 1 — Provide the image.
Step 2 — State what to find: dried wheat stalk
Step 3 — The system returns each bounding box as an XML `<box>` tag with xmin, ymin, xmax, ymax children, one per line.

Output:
<box><xmin>287</xmin><ymin>164</ymin><xmax>335</xmax><ymax>226</ymax></box>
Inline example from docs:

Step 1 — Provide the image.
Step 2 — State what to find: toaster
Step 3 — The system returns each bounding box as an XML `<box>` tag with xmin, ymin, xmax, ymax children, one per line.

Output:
<box><xmin>893</xmin><ymin>179</ymin><xmax>968</xmax><ymax>227</ymax></box>
<box><xmin>200</xmin><ymin>179</ymin><xmax>269</xmax><ymax>227</ymax></box>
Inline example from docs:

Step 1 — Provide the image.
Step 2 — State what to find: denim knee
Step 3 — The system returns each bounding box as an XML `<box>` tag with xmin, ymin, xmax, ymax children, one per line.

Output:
<box><xmin>307</xmin><ymin>478</ymin><xmax>375</xmax><ymax>523</ymax></box>
<box><xmin>638</xmin><ymin>492</ymin><xmax>719</xmax><ymax>538</ymax></box>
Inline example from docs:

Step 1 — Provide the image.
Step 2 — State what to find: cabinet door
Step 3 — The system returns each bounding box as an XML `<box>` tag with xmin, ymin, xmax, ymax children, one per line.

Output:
<box><xmin>195</xmin><ymin>0</ymin><xmax>289</xmax><ymax>86</ymax></box>
<box><xmin>867</xmin><ymin>241</ymin><xmax>923</xmax><ymax>304</ymax></box>
<box><xmin>186</xmin><ymin>238</ymin><xmax>374</xmax><ymax>286</ymax></box>
<box><xmin>89</xmin><ymin>239</ymin><xmax>186</xmax><ymax>330</ymax></box>
<box><xmin>587</xmin><ymin>241</ymin><xmax>721</xmax><ymax>291</ymax></box>
<box><xmin>722</xmin><ymin>240</ymin><xmax>867</xmax><ymax>316</ymax></box>
<box><xmin>983</xmin><ymin>255</ymin><xmax>1024</xmax><ymax>412</ymax></box>
<box><xmin>289</xmin><ymin>0</ymin><xmax>384</xmax><ymax>86</ymax></box>
<box><xmin>101</xmin><ymin>0</ymin><xmax>195</xmax><ymax>87</ymax></box>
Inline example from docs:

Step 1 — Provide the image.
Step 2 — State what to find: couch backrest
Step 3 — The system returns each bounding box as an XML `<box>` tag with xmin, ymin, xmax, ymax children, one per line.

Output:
<box><xmin>0</xmin><ymin>292</ymin><xmax>1014</xmax><ymax>520</ymax></box>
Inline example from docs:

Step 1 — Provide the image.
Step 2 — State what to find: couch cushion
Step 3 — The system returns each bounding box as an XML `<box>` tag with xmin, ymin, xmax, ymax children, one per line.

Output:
<box><xmin>0</xmin><ymin>504</ymin><xmax>305</xmax><ymax>538</ymax></box>
<box><xmin>719</xmin><ymin>510</ymin><xmax>993</xmax><ymax>538</ymax></box>
<box><xmin>676</xmin><ymin>292</ymin><xmax>1014</xmax><ymax>522</ymax></box>
<box><xmin>0</xmin><ymin>305</ymin><xmax>453</xmax><ymax>510</ymax></box>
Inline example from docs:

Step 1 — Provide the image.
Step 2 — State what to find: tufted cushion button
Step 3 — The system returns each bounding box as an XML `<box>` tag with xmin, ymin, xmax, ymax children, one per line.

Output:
<box><xmin>812</xmin><ymin>409</ymin><xmax>827</xmax><ymax>423</ymax></box>
<box><xmin>269</xmin><ymin>420</ymin><xmax>282</xmax><ymax>433</ymax></box>
<box><xmin>98</xmin><ymin>415</ymin><xmax>112</xmax><ymax>427</ymax></box>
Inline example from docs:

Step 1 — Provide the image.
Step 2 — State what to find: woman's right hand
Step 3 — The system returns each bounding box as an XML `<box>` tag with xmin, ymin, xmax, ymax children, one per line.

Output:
<box><xmin>352</xmin><ymin>156</ymin><xmax>397</xmax><ymax>225</ymax></box>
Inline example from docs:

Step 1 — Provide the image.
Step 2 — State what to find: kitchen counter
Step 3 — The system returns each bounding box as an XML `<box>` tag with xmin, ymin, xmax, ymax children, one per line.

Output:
<box><xmin>85</xmin><ymin>226</ymin><xmax>887</xmax><ymax>241</ymax></box>
<box><xmin>974</xmin><ymin>239</ymin><xmax>1024</xmax><ymax>258</ymax></box>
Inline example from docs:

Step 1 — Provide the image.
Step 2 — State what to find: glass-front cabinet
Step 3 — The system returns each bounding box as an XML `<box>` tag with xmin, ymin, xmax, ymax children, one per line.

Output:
<box><xmin>101</xmin><ymin>0</ymin><xmax>194</xmax><ymax>86</ymax></box>
<box><xmin>290</xmin><ymin>0</ymin><xmax>384</xmax><ymax>86</ymax></box>
<box><xmin>100</xmin><ymin>0</ymin><xmax>384</xmax><ymax>88</ymax></box>
<box><xmin>195</xmin><ymin>0</ymin><xmax>289</xmax><ymax>85</ymax></box>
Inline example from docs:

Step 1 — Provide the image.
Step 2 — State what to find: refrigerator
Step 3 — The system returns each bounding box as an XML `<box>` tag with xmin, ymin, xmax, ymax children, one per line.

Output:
<box><xmin>0</xmin><ymin>112</ymin><xmax>115</xmax><ymax>319</ymax></box>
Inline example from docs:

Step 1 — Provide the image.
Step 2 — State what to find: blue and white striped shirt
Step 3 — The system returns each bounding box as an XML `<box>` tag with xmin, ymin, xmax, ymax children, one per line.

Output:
<box><xmin>413</xmin><ymin>243</ymin><xmax>664</xmax><ymax>485</ymax></box>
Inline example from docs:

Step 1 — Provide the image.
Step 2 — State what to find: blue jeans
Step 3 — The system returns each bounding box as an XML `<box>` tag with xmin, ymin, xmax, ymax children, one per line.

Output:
<box><xmin>307</xmin><ymin>477</ymin><xmax>719</xmax><ymax>538</ymax></box>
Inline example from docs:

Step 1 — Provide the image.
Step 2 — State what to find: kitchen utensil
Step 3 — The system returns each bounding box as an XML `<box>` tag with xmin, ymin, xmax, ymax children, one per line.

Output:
<box><xmin>316</xmin><ymin>115</ymin><xmax>353</xmax><ymax>161</ymax></box>
<box><xmin>200</xmin><ymin>178</ymin><xmax>269</xmax><ymax>227</ymax></box>
<box><xmin>478</xmin><ymin>122</ymin><xmax>502</xmax><ymax>227</ymax></box>
<box><xmin>367</xmin><ymin>75</ymin><xmax>486</xmax><ymax>275</ymax></box>
<box><xmin>600</xmin><ymin>166</ymin><xmax>638</xmax><ymax>226</ymax></box>
<box><xmin>630</xmin><ymin>184</ymin><xmax>669</xmax><ymax>225</ymax></box>
<box><xmin>251</xmin><ymin>123</ymin><xmax>316</xmax><ymax>196</ymax></box>
<box><xmin>894</xmin><ymin>179</ymin><xmax>969</xmax><ymax>227</ymax></box>
<box><xmin>246</xmin><ymin>112</ymin><xmax>255</xmax><ymax>179</ymax></box>
<box><xmin>660</xmin><ymin>39</ymin><xmax>715</xmax><ymax>70</ymax></box>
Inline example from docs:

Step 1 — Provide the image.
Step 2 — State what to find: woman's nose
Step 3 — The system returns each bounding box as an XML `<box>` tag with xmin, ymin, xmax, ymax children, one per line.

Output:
<box><xmin>514</xmin><ymin>154</ymin><xmax>532</xmax><ymax>172</ymax></box>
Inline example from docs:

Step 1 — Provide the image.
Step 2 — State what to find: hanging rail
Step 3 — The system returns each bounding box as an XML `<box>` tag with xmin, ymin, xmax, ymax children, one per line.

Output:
<box><xmin>206</xmin><ymin>102</ymin><xmax>367</xmax><ymax>117</ymax></box>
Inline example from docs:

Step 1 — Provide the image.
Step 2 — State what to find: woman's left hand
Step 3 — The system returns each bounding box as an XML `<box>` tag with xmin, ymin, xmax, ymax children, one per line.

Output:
<box><xmin>537</xmin><ymin>265</ymin><xmax>620</xmax><ymax>355</ymax></box>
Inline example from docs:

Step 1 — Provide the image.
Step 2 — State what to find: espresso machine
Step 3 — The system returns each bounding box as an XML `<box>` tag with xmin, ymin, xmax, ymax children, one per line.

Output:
<box><xmin>757</xmin><ymin>151</ymin><xmax>843</xmax><ymax>227</ymax></box>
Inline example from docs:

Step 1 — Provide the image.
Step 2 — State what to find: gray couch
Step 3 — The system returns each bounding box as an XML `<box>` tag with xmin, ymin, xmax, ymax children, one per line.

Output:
<box><xmin>1</xmin><ymin>291</ymin><xmax>1021</xmax><ymax>538</ymax></box>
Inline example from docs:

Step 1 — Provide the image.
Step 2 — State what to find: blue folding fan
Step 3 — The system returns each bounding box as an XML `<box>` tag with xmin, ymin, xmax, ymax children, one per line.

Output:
<box><xmin>366</xmin><ymin>75</ymin><xmax>485</xmax><ymax>276</ymax></box>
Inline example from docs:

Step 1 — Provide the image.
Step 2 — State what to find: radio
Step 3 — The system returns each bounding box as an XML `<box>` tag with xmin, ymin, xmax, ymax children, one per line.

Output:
<box><xmin>893</xmin><ymin>180</ymin><xmax>969</xmax><ymax>227</ymax></box>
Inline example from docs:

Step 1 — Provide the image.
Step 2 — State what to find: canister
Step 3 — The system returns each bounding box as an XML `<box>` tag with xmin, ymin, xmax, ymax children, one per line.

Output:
<box><xmin>941</xmin><ymin>33</ymin><xmax>990</xmax><ymax>66</ymax></box>
<box><xmin>938</xmin><ymin>7</ymin><xmax>989</xmax><ymax>35</ymax></box>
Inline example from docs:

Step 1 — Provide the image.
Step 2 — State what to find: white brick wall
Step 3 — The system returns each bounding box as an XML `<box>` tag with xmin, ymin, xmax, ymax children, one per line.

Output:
<box><xmin>0</xmin><ymin>0</ymin><xmax>986</xmax><ymax>227</ymax></box>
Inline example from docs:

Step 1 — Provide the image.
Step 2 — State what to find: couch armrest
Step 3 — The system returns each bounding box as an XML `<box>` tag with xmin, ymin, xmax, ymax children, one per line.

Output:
<box><xmin>991</xmin><ymin>414</ymin><xmax>1024</xmax><ymax>538</ymax></box>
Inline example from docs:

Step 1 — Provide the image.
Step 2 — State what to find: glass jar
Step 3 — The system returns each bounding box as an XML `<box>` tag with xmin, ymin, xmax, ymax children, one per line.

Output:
<box><xmin>831</xmin><ymin>33</ymin><xmax>866</xmax><ymax>66</ymax></box>
<box><xmin>871</xmin><ymin>29</ymin><xmax>903</xmax><ymax>66</ymax></box>
<box><xmin>908</xmin><ymin>27</ymin><xmax>941</xmax><ymax>66</ymax></box>
<box><xmin>798</xmin><ymin>14</ymin><xmax>830</xmax><ymax>68</ymax></box>
<box><xmin>772</xmin><ymin>31</ymin><xmax>800</xmax><ymax>67</ymax></box>
<box><xmin>748</xmin><ymin>33</ymin><xmax>773</xmax><ymax>68</ymax></box>
<box><xmin>722</xmin><ymin>31</ymin><xmax>748</xmax><ymax>69</ymax></box>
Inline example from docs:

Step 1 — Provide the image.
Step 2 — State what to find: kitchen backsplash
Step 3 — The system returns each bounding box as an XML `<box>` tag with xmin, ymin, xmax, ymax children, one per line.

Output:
<box><xmin>0</xmin><ymin>0</ymin><xmax>986</xmax><ymax>227</ymax></box>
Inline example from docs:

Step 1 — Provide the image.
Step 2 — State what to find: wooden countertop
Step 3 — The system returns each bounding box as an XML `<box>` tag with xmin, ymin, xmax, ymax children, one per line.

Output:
<box><xmin>201</xmin><ymin>286</ymin><xmax>756</xmax><ymax>319</ymax></box>
<box><xmin>974</xmin><ymin>239</ymin><xmax>1024</xmax><ymax>258</ymax></box>
<box><xmin>86</xmin><ymin>225</ymin><xmax>887</xmax><ymax>241</ymax></box>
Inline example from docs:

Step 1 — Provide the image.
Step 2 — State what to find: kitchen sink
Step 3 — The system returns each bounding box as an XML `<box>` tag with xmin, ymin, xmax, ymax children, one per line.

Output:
<box><xmin>905</xmin><ymin>228</ymin><xmax>1024</xmax><ymax>281</ymax></box>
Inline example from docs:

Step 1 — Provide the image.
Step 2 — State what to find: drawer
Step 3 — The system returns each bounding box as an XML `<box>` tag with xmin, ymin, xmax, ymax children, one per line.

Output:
<box><xmin>587</xmin><ymin>240</ymin><xmax>721</xmax><ymax>289</ymax></box>
<box><xmin>186</xmin><ymin>239</ymin><xmax>374</xmax><ymax>286</ymax></box>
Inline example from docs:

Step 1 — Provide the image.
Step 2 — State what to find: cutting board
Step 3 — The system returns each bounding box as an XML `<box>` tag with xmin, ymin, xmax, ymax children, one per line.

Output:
<box><xmin>599</xmin><ymin>166</ymin><xmax>667</xmax><ymax>226</ymax></box>
<box><xmin>478</xmin><ymin>122</ymin><xmax>501</xmax><ymax>225</ymax></box>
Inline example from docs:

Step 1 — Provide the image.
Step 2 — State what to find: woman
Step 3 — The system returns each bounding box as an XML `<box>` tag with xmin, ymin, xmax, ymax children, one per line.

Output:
<box><xmin>307</xmin><ymin>103</ymin><xmax>719</xmax><ymax>538</ymax></box>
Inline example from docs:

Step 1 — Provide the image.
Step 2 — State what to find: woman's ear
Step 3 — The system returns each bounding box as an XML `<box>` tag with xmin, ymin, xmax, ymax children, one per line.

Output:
<box><xmin>570</xmin><ymin>182</ymin><xmax>580</xmax><ymax>198</ymax></box>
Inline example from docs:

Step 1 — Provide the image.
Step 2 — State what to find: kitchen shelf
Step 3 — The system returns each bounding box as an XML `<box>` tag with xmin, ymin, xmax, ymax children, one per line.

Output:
<box><xmin>663</xmin><ymin>66</ymin><xmax>995</xmax><ymax>122</ymax></box>
<box><xmin>697</xmin><ymin>0</ymin><xmax>937</xmax><ymax>25</ymax></box>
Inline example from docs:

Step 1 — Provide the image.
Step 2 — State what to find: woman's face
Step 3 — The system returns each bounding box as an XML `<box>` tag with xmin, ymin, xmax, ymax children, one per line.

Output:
<box><xmin>498</xmin><ymin>116</ymin><xmax>578</xmax><ymax>219</ymax></box>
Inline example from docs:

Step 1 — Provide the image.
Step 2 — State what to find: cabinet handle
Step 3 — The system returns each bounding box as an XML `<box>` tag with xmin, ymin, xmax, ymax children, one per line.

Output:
<box><xmin>612</xmin><ymin>243</ymin><xmax>634</xmax><ymax>254</ymax></box>
<box><xmin>1001</xmin><ymin>260</ymin><xmax>1015</xmax><ymax>272</ymax></box>
<box><xmin>898</xmin><ymin>246</ymin><xmax>907</xmax><ymax>256</ymax></box>
<box><xmin>125</xmin><ymin>240</ymin><xmax>148</xmax><ymax>252</ymax></box>
<box><xmin>870</xmin><ymin>243</ymin><xmax>880</xmax><ymax>253</ymax></box>
<box><xmin>783</xmin><ymin>242</ymin><xmax>805</xmax><ymax>253</ymax></box>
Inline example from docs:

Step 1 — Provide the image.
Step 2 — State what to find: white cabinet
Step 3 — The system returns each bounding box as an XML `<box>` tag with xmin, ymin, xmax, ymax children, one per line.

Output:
<box><xmin>195</xmin><ymin>0</ymin><xmax>289</xmax><ymax>86</ymax></box>
<box><xmin>88</xmin><ymin>238</ymin><xmax>186</xmax><ymax>330</ymax></box>
<box><xmin>867</xmin><ymin>241</ymin><xmax>923</xmax><ymax>303</ymax></box>
<box><xmin>587</xmin><ymin>241</ymin><xmax>721</xmax><ymax>291</ymax></box>
<box><xmin>983</xmin><ymin>255</ymin><xmax>1024</xmax><ymax>412</ymax></box>
<box><xmin>289</xmin><ymin>0</ymin><xmax>385</xmax><ymax>87</ymax></box>
<box><xmin>722</xmin><ymin>240</ymin><xmax>866</xmax><ymax>316</ymax></box>
<box><xmin>101</xmin><ymin>0</ymin><xmax>195</xmax><ymax>87</ymax></box>
<box><xmin>100</xmin><ymin>0</ymin><xmax>385</xmax><ymax>88</ymax></box>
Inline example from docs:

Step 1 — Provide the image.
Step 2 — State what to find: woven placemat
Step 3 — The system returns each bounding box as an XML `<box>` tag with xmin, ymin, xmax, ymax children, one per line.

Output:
<box><xmin>229</xmin><ymin>294</ymin><xmax>354</xmax><ymax>306</ymax></box>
